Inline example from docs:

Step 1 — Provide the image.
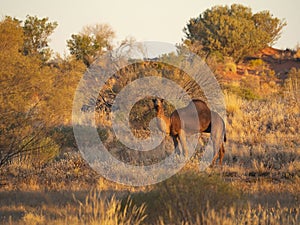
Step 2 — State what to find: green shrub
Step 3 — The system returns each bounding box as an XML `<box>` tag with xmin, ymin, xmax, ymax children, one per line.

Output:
<box><xmin>51</xmin><ymin>126</ymin><xmax>77</xmax><ymax>148</ymax></box>
<box><xmin>225</xmin><ymin>62</ymin><xmax>237</xmax><ymax>73</ymax></box>
<box><xmin>240</xmin><ymin>87</ymin><xmax>261</xmax><ymax>100</ymax></box>
<box><xmin>249</xmin><ymin>59</ymin><xmax>264</xmax><ymax>68</ymax></box>
<box><xmin>225</xmin><ymin>84</ymin><xmax>261</xmax><ymax>100</ymax></box>
<box><xmin>210</xmin><ymin>51</ymin><xmax>224</xmax><ymax>63</ymax></box>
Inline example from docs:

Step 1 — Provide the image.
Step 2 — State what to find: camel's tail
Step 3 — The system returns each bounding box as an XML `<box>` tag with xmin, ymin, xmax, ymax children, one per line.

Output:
<box><xmin>222</xmin><ymin>117</ymin><xmax>227</xmax><ymax>143</ymax></box>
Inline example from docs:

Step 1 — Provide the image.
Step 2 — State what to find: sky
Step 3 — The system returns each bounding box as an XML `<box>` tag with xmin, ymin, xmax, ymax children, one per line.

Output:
<box><xmin>1</xmin><ymin>0</ymin><xmax>300</xmax><ymax>56</ymax></box>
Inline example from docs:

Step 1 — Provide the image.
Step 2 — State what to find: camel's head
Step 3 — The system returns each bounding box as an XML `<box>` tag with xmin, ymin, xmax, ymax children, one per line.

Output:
<box><xmin>152</xmin><ymin>98</ymin><xmax>164</xmax><ymax>111</ymax></box>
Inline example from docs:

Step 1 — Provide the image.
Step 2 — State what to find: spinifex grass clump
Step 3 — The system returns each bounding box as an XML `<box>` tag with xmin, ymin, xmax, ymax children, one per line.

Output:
<box><xmin>73</xmin><ymin>189</ymin><xmax>147</xmax><ymax>225</ymax></box>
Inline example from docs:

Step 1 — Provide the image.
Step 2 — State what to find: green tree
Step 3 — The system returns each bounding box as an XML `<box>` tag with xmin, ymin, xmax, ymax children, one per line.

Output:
<box><xmin>67</xmin><ymin>23</ymin><xmax>115</xmax><ymax>67</ymax></box>
<box><xmin>0</xmin><ymin>17</ymin><xmax>58</xmax><ymax>168</ymax></box>
<box><xmin>67</xmin><ymin>34</ymin><xmax>100</xmax><ymax>67</ymax></box>
<box><xmin>23</xmin><ymin>15</ymin><xmax>58</xmax><ymax>62</ymax></box>
<box><xmin>184</xmin><ymin>4</ymin><xmax>286</xmax><ymax>62</ymax></box>
<box><xmin>252</xmin><ymin>10</ymin><xmax>284</xmax><ymax>46</ymax></box>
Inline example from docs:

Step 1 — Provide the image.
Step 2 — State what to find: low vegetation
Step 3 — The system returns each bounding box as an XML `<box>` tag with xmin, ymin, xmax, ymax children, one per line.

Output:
<box><xmin>1</xmin><ymin>86</ymin><xmax>299</xmax><ymax>224</ymax></box>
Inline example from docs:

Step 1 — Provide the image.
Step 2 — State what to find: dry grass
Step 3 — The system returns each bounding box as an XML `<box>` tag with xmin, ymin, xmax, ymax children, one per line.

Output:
<box><xmin>1</xmin><ymin>82</ymin><xmax>299</xmax><ymax>224</ymax></box>
<box><xmin>224</xmin><ymin>90</ymin><xmax>243</xmax><ymax>116</ymax></box>
<box><xmin>158</xmin><ymin>203</ymin><xmax>300</xmax><ymax>225</ymax></box>
<box><xmin>1</xmin><ymin>189</ymin><xmax>146</xmax><ymax>225</ymax></box>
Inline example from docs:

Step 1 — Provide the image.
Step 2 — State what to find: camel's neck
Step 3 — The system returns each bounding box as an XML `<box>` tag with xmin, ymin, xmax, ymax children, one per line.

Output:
<box><xmin>155</xmin><ymin>107</ymin><xmax>170</xmax><ymax>134</ymax></box>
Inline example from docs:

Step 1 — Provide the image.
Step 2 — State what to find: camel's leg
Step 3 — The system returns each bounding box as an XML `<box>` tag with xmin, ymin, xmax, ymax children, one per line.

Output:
<box><xmin>172</xmin><ymin>135</ymin><xmax>180</xmax><ymax>155</ymax></box>
<box><xmin>211</xmin><ymin>149</ymin><xmax>219</xmax><ymax>167</ymax></box>
<box><xmin>219</xmin><ymin>143</ymin><xmax>225</xmax><ymax>166</ymax></box>
<box><xmin>211</xmin><ymin>144</ymin><xmax>225</xmax><ymax>167</ymax></box>
<box><xmin>209</xmin><ymin>111</ymin><xmax>226</xmax><ymax>167</ymax></box>
<box><xmin>210</xmin><ymin>133</ymin><xmax>221</xmax><ymax>167</ymax></box>
<box><xmin>178</xmin><ymin>130</ymin><xmax>188</xmax><ymax>157</ymax></box>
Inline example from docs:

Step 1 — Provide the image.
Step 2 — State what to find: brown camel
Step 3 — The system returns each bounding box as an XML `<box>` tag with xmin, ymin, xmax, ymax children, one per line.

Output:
<box><xmin>152</xmin><ymin>98</ymin><xmax>226</xmax><ymax>166</ymax></box>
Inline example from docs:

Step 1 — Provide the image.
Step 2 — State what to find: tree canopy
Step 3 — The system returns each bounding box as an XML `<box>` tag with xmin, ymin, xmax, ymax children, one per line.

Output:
<box><xmin>0</xmin><ymin>16</ymin><xmax>83</xmax><ymax>167</ymax></box>
<box><xmin>67</xmin><ymin>24</ymin><xmax>115</xmax><ymax>67</ymax></box>
<box><xmin>183</xmin><ymin>4</ymin><xmax>286</xmax><ymax>62</ymax></box>
<box><xmin>23</xmin><ymin>15</ymin><xmax>58</xmax><ymax>62</ymax></box>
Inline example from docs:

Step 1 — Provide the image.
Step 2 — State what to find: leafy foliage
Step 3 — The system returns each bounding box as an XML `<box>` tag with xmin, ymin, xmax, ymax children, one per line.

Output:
<box><xmin>22</xmin><ymin>15</ymin><xmax>58</xmax><ymax>62</ymax></box>
<box><xmin>0</xmin><ymin>16</ymin><xmax>83</xmax><ymax>168</ymax></box>
<box><xmin>67</xmin><ymin>24</ymin><xmax>115</xmax><ymax>67</ymax></box>
<box><xmin>184</xmin><ymin>4</ymin><xmax>286</xmax><ymax>62</ymax></box>
<box><xmin>67</xmin><ymin>34</ymin><xmax>100</xmax><ymax>67</ymax></box>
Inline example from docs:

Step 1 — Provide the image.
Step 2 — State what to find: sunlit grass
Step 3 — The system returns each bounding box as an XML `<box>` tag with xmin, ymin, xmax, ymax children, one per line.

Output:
<box><xmin>1</xmin><ymin>82</ymin><xmax>299</xmax><ymax>225</ymax></box>
<box><xmin>2</xmin><ymin>190</ymin><xmax>146</xmax><ymax>225</ymax></box>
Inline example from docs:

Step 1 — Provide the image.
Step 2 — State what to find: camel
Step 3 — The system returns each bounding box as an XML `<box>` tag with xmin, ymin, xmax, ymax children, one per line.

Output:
<box><xmin>152</xmin><ymin>98</ymin><xmax>226</xmax><ymax>166</ymax></box>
